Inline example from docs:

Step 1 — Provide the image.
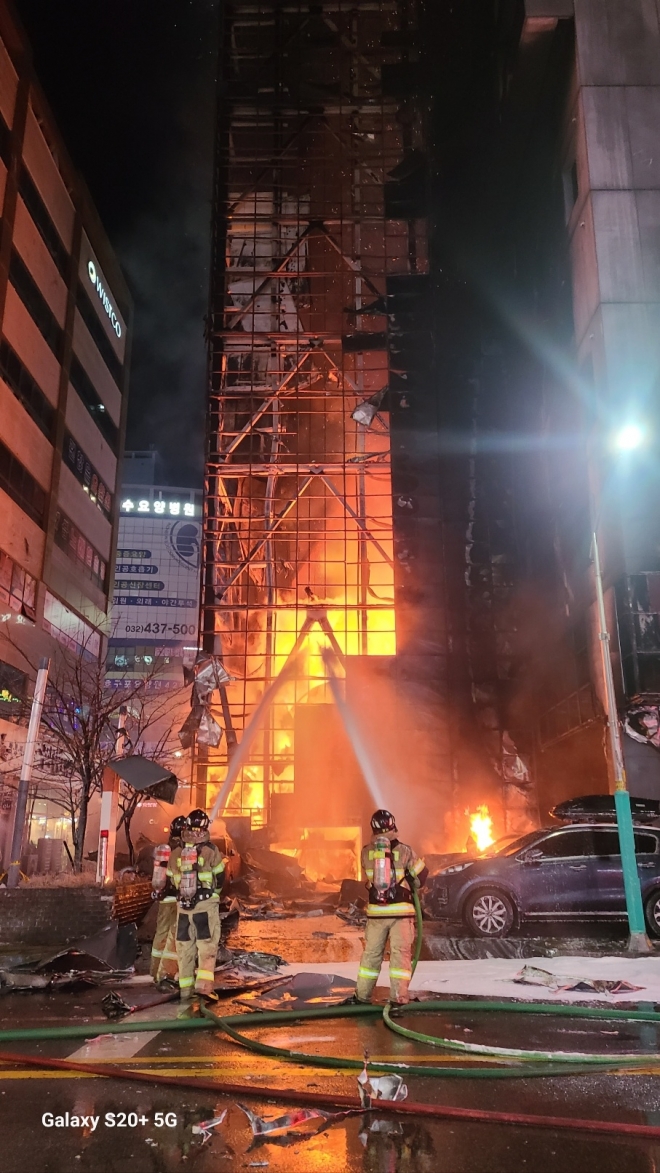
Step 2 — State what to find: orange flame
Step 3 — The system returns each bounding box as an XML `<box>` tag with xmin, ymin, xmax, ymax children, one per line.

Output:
<box><xmin>469</xmin><ymin>805</ymin><xmax>494</xmax><ymax>853</ymax></box>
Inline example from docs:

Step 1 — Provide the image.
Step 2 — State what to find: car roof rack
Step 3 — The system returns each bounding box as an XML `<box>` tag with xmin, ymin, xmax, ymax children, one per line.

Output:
<box><xmin>551</xmin><ymin>794</ymin><xmax>660</xmax><ymax>824</ymax></box>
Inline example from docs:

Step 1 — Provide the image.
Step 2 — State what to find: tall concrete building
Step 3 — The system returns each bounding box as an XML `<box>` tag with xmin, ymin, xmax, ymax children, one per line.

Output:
<box><xmin>0</xmin><ymin>0</ymin><xmax>131</xmax><ymax>733</ymax></box>
<box><xmin>434</xmin><ymin>0</ymin><xmax>660</xmax><ymax>821</ymax></box>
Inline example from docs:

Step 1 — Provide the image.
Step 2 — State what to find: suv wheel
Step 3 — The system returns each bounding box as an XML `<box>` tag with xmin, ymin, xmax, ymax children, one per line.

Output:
<box><xmin>644</xmin><ymin>891</ymin><xmax>660</xmax><ymax>938</ymax></box>
<box><xmin>465</xmin><ymin>889</ymin><xmax>515</xmax><ymax>938</ymax></box>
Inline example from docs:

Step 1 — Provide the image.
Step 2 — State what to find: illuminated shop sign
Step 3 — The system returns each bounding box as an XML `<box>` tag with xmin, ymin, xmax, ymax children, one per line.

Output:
<box><xmin>87</xmin><ymin>260</ymin><xmax>122</xmax><ymax>338</ymax></box>
<box><xmin>121</xmin><ymin>499</ymin><xmax>196</xmax><ymax>517</ymax></box>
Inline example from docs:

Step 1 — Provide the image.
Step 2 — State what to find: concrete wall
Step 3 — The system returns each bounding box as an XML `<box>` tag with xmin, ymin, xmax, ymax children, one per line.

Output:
<box><xmin>567</xmin><ymin>2</ymin><xmax>660</xmax><ymax>582</ymax></box>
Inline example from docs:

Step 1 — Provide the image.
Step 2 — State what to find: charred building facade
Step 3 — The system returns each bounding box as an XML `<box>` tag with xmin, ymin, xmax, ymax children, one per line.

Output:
<box><xmin>201</xmin><ymin>0</ymin><xmax>660</xmax><ymax>845</ymax></box>
<box><xmin>199</xmin><ymin>0</ymin><xmax>465</xmax><ymax>848</ymax></box>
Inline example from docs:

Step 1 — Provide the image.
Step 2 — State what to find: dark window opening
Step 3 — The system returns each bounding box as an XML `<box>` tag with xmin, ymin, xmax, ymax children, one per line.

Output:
<box><xmin>0</xmin><ymin>438</ymin><xmax>47</xmax><ymax>527</ymax></box>
<box><xmin>0</xmin><ymin>336</ymin><xmax>56</xmax><ymax>440</ymax></box>
<box><xmin>69</xmin><ymin>355</ymin><xmax>119</xmax><ymax>453</ymax></box>
<box><xmin>75</xmin><ymin>283</ymin><xmax>123</xmax><ymax>387</ymax></box>
<box><xmin>0</xmin><ymin>111</ymin><xmax>10</xmax><ymax>167</ymax></box>
<box><xmin>9</xmin><ymin>250</ymin><xmax>63</xmax><ymax>359</ymax></box>
<box><xmin>18</xmin><ymin>164</ymin><xmax>69</xmax><ymax>279</ymax></box>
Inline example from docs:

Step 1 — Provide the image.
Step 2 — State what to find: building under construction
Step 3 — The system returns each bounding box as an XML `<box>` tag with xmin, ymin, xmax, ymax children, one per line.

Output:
<box><xmin>198</xmin><ymin>0</ymin><xmax>456</xmax><ymax>856</ymax></box>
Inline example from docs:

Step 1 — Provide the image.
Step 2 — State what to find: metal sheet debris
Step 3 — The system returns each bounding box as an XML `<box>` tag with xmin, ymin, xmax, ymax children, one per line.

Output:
<box><xmin>192</xmin><ymin>1109</ymin><xmax>228</xmax><ymax>1144</ymax></box>
<box><xmin>513</xmin><ymin>965</ymin><xmax>645</xmax><ymax>994</ymax></box>
<box><xmin>238</xmin><ymin>971</ymin><xmax>356</xmax><ymax>1011</ymax></box>
<box><xmin>358</xmin><ymin>1052</ymin><xmax>408</xmax><ymax>1108</ymax></box>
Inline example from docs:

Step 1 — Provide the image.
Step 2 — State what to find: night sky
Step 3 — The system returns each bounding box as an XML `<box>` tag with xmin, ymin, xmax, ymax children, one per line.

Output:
<box><xmin>12</xmin><ymin>0</ymin><xmax>217</xmax><ymax>488</ymax></box>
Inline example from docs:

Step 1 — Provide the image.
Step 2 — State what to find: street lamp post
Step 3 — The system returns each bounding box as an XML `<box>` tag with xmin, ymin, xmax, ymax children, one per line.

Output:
<box><xmin>590</xmin><ymin>424</ymin><xmax>652</xmax><ymax>954</ymax></box>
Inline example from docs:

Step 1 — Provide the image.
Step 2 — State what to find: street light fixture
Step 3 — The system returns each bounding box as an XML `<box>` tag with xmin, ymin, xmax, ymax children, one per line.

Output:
<box><xmin>591</xmin><ymin>418</ymin><xmax>652</xmax><ymax>953</ymax></box>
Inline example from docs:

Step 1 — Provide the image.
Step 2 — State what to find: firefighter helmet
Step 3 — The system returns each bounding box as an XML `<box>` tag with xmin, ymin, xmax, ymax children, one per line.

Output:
<box><xmin>186</xmin><ymin>808</ymin><xmax>210</xmax><ymax>831</ymax></box>
<box><xmin>170</xmin><ymin>815</ymin><xmax>186</xmax><ymax>839</ymax></box>
<box><xmin>371</xmin><ymin>809</ymin><xmax>397</xmax><ymax>834</ymax></box>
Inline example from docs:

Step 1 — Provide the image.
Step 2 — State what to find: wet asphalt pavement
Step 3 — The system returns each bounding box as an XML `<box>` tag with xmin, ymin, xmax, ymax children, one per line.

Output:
<box><xmin>2</xmin><ymin>985</ymin><xmax>660</xmax><ymax>1172</ymax></box>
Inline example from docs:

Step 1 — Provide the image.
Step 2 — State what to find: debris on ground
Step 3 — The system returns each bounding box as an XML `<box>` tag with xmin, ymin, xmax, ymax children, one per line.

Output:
<box><xmin>101</xmin><ymin>989</ymin><xmax>178</xmax><ymax>1019</ymax></box>
<box><xmin>335</xmin><ymin>902</ymin><xmax>367</xmax><ymax>927</ymax></box>
<box><xmin>358</xmin><ymin>1051</ymin><xmax>408</xmax><ymax>1108</ymax></box>
<box><xmin>239</xmin><ymin>1104</ymin><xmax>329</xmax><ymax>1139</ymax></box>
<box><xmin>513</xmin><ymin>965</ymin><xmax>645</xmax><ymax>994</ymax></box>
<box><xmin>216</xmin><ymin>947</ymin><xmax>286</xmax><ymax>973</ymax></box>
<box><xmin>243</xmin><ymin>848</ymin><xmax>306</xmax><ymax>896</ymax></box>
<box><xmin>192</xmin><ymin>1109</ymin><xmax>228</xmax><ymax>1143</ymax></box>
<box><xmin>238</xmin><ymin>970</ymin><xmax>356</xmax><ymax>1010</ymax></box>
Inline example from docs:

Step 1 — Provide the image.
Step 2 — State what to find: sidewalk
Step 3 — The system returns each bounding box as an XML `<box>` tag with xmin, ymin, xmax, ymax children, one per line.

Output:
<box><xmin>281</xmin><ymin>954</ymin><xmax>660</xmax><ymax>1002</ymax></box>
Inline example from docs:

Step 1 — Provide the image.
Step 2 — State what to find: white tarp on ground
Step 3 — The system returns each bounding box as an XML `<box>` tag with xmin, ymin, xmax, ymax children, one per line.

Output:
<box><xmin>281</xmin><ymin>955</ymin><xmax>660</xmax><ymax>1003</ymax></box>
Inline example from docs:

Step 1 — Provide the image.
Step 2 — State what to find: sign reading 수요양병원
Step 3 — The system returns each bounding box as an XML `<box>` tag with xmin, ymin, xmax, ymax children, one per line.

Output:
<box><xmin>112</xmin><ymin>514</ymin><xmax>201</xmax><ymax>640</ymax></box>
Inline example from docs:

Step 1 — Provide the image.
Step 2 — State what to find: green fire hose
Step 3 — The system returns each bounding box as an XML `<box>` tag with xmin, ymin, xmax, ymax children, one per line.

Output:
<box><xmin>1</xmin><ymin>887</ymin><xmax>658</xmax><ymax>1078</ymax></box>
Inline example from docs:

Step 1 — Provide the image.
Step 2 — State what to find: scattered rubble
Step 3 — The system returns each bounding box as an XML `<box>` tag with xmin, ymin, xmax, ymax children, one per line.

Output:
<box><xmin>513</xmin><ymin>965</ymin><xmax>645</xmax><ymax>994</ymax></box>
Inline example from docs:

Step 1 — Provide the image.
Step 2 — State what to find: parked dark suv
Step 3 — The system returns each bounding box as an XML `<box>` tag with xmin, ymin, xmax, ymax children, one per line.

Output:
<box><xmin>425</xmin><ymin>822</ymin><xmax>660</xmax><ymax>938</ymax></box>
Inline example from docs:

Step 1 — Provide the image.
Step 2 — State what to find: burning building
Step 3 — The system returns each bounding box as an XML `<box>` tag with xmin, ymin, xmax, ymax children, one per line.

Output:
<box><xmin>198</xmin><ymin>0</ymin><xmax>457</xmax><ymax>847</ymax></box>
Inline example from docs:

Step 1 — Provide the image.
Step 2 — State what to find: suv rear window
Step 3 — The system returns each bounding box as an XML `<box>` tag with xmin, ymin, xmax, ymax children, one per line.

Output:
<box><xmin>537</xmin><ymin>830</ymin><xmax>596</xmax><ymax>858</ymax></box>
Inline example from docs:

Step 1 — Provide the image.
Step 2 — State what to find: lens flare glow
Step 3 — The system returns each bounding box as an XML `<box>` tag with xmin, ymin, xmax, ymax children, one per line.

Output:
<box><xmin>613</xmin><ymin>423</ymin><xmax>645</xmax><ymax>451</ymax></box>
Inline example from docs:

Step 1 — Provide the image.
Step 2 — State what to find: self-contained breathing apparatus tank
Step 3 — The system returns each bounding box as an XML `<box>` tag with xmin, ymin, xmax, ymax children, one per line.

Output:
<box><xmin>372</xmin><ymin>834</ymin><xmax>397</xmax><ymax>903</ymax></box>
<box><xmin>178</xmin><ymin>844</ymin><xmax>199</xmax><ymax>908</ymax></box>
<box><xmin>151</xmin><ymin>843</ymin><xmax>171</xmax><ymax>893</ymax></box>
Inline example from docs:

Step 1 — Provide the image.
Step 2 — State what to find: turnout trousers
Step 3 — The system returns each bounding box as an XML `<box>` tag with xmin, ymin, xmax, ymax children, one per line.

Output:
<box><xmin>150</xmin><ymin>902</ymin><xmax>178</xmax><ymax>980</ymax></box>
<box><xmin>175</xmin><ymin>900</ymin><xmax>220</xmax><ymax>996</ymax></box>
<box><xmin>356</xmin><ymin>915</ymin><xmax>416</xmax><ymax>1003</ymax></box>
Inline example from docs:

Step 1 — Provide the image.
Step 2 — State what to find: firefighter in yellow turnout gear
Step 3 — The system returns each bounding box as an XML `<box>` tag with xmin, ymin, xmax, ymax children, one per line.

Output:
<box><xmin>167</xmin><ymin>809</ymin><xmax>227</xmax><ymax>998</ymax></box>
<box><xmin>150</xmin><ymin>815</ymin><xmax>186</xmax><ymax>982</ymax></box>
<box><xmin>356</xmin><ymin>809</ymin><xmax>428</xmax><ymax>1005</ymax></box>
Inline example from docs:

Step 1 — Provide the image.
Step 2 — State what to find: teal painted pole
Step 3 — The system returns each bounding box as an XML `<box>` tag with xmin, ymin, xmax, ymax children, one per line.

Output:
<box><xmin>614</xmin><ymin>788</ymin><xmax>647</xmax><ymax>939</ymax></box>
<box><xmin>592</xmin><ymin>533</ymin><xmax>651</xmax><ymax>953</ymax></box>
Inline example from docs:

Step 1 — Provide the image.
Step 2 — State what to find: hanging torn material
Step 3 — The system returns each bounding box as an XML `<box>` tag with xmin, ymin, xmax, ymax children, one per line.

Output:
<box><xmin>191</xmin><ymin>656</ymin><xmax>234</xmax><ymax>701</ymax></box>
<box><xmin>178</xmin><ymin>705</ymin><xmax>203</xmax><ymax>750</ymax></box>
<box><xmin>197</xmin><ymin>709</ymin><xmax>224</xmax><ymax>748</ymax></box>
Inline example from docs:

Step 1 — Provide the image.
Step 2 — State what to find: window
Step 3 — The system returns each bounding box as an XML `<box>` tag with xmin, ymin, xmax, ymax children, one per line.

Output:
<box><xmin>9</xmin><ymin>250</ymin><xmax>63</xmax><ymax>358</ymax></box>
<box><xmin>18</xmin><ymin>164</ymin><xmax>69</xmax><ymax>279</ymax></box>
<box><xmin>537</xmin><ymin>830</ymin><xmax>596</xmax><ymax>858</ymax></box>
<box><xmin>62</xmin><ymin>431</ymin><xmax>113</xmax><ymax>518</ymax></box>
<box><xmin>0</xmin><ymin>111</ymin><xmax>10</xmax><ymax>167</ymax></box>
<box><xmin>43</xmin><ymin>590</ymin><xmax>100</xmax><ymax>659</ymax></box>
<box><xmin>53</xmin><ymin>508</ymin><xmax>107</xmax><ymax>593</ymax></box>
<box><xmin>0</xmin><ymin>548</ymin><xmax>37</xmax><ymax>620</ymax></box>
<box><xmin>0</xmin><ymin>337</ymin><xmax>56</xmax><ymax>440</ymax></box>
<box><xmin>69</xmin><ymin>355</ymin><xmax>118</xmax><ymax>452</ymax></box>
<box><xmin>0</xmin><ymin>659</ymin><xmax>27</xmax><ymax>719</ymax></box>
<box><xmin>635</xmin><ymin>833</ymin><xmax>658</xmax><ymax>855</ymax></box>
<box><xmin>75</xmin><ymin>283</ymin><xmax>123</xmax><ymax>386</ymax></box>
<box><xmin>0</xmin><ymin>438</ymin><xmax>47</xmax><ymax>527</ymax></box>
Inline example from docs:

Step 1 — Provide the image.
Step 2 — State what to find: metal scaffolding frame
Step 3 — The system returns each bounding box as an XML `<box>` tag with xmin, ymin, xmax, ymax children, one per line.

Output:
<box><xmin>201</xmin><ymin>0</ymin><xmax>427</xmax><ymax>824</ymax></box>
